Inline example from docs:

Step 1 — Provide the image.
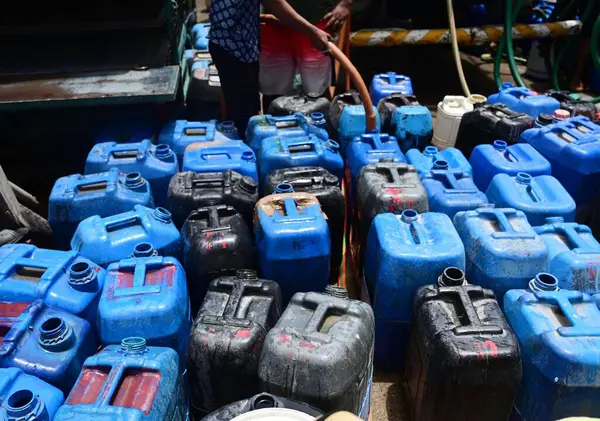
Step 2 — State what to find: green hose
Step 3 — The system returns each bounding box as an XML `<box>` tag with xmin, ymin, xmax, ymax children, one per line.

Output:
<box><xmin>494</xmin><ymin>0</ymin><xmax>526</xmax><ymax>89</ymax></box>
<box><xmin>591</xmin><ymin>13</ymin><xmax>600</xmax><ymax>70</ymax></box>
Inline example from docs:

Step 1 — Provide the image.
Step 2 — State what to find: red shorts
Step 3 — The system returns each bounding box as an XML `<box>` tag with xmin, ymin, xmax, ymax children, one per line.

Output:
<box><xmin>259</xmin><ymin>21</ymin><xmax>332</xmax><ymax>96</ymax></box>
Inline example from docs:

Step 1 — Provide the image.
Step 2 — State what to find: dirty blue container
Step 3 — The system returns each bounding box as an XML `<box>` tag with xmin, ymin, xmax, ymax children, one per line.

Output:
<box><xmin>454</xmin><ymin>207</ymin><xmax>548</xmax><ymax>306</ymax></box>
<box><xmin>258</xmin><ymin>135</ymin><xmax>344</xmax><ymax>184</ymax></box>
<box><xmin>470</xmin><ymin>140</ymin><xmax>552</xmax><ymax>191</ymax></box>
<box><xmin>520</xmin><ymin>116</ymin><xmax>600</xmax><ymax>206</ymax></box>
<box><xmin>535</xmin><ymin>217</ymin><xmax>600</xmax><ymax>293</ymax></box>
<box><xmin>0</xmin><ymin>245</ymin><xmax>105</xmax><ymax>323</ymax></box>
<box><xmin>369</xmin><ymin>72</ymin><xmax>414</xmax><ymax>106</ymax></box>
<box><xmin>504</xmin><ymin>277</ymin><xmax>600</xmax><ymax>421</ymax></box>
<box><xmin>98</xmin><ymin>251</ymin><xmax>190</xmax><ymax>360</ymax></box>
<box><xmin>254</xmin><ymin>192</ymin><xmax>330</xmax><ymax>303</ymax></box>
<box><xmin>338</xmin><ymin>105</ymin><xmax>381</xmax><ymax>155</ymax></box>
<box><xmin>158</xmin><ymin>120</ymin><xmax>228</xmax><ymax>160</ymax></box>
<box><xmin>391</xmin><ymin>105</ymin><xmax>433</xmax><ymax>152</ymax></box>
<box><xmin>246</xmin><ymin>113</ymin><xmax>328</xmax><ymax>153</ymax></box>
<box><xmin>485</xmin><ymin>172</ymin><xmax>576</xmax><ymax>226</ymax></box>
<box><xmin>488</xmin><ymin>83</ymin><xmax>560</xmax><ymax>117</ymax></box>
<box><xmin>71</xmin><ymin>205</ymin><xmax>182</xmax><ymax>267</ymax></box>
<box><xmin>406</xmin><ymin>145</ymin><xmax>472</xmax><ymax>179</ymax></box>
<box><xmin>420</xmin><ymin>167</ymin><xmax>488</xmax><ymax>219</ymax></box>
<box><xmin>363</xmin><ymin>210</ymin><xmax>465</xmax><ymax>370</ymax></box>
<box><xmin>49</xmin><ymin>169</ymin><xmax>154</xmax><ymax>248</ymax></box>
<box><xmin>84</xmin><ymin>139</ymin><xmax>178</xmax><ymax>207</ymax></box>
<box><xmin>182</xmin><ymin>140</ymin><xmax>259</xmax><ymax>182</ymax></box>
<box><xmin>192</xmin><ymin>23</ymin><xmax>211</xmax><ymax>51</ymax></box>
<box><xmin>55</xmin><ymin>338</ymin><xmax>186</xmax><ymax>421</ymax></box>
<box><xmin>0</xmin><ymin>368</ymin><xmax>64</xmax><ymax>421</ymax></box>
<box><xmin>0</xmin><ymin>300</ymin><xmax>97</xmax><ymax>394</ymax></box>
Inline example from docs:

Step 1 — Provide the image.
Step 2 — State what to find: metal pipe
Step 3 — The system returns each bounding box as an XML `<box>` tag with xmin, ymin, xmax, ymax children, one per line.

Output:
<box><xmin>350</xmin><ymin>20</ymin><xmax>582</xmax><ymax>47</ymax></box>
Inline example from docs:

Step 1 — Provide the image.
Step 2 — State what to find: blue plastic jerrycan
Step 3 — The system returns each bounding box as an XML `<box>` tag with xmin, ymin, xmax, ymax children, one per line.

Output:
<box><xmin>182</xmin><ymin>140</ymin><xmax>259</xmax><ymax>182</ymax></box>
<box><xmin>55</xmin><ymin>338</ymin><xmax>186</xmax><ymax>421</ymax></box>
<box><xmin>391</xmin><ymin>105</ymin><xmax>433</xmax><ymax>153</ymax></box>
<box><xmin>470</xmin><ymin>140</ymin><xmax>551</xmax><ymax>191</ymax></box>
<box><xmin>488</xmin><ymin>82</ymin><xmax>560</xmax><ymax>117</ymax></box>
<box><xmin>258</xmin><ymin>135</ymin><xmax>344</xmax><ymax>185</ymax></box>
<box><xmin>254</xmin><ymin>192</ymin><xmax>330</xmax><ymax>303</ymax></box>
<box><xmin>420</xmin><ymin>167</ymin><xmax>488</xmax><ymax>219</ymax></box>
<box><xmin>364</xmin><ymin>210</ymin><xmax>465</xmax><ymax>370</ymax></box>
<box><xmin>98</xmin><ymin>250</ymin><xmax>190</xmax><ymax>361</ymax></box>
<box><xmin>192</xmin><ymin>23</ymin><xmax>211</xmax><ymax>51</ymax></box>
<box><xmin>71</xmin><ymin>205</ymin><xmax>182</xmax><ymax>267</ymax></box>
<box><xmin>454</xmin><ymin>207</ymin><xmax>548</xmax><ymax>306</ymax></box>
<box><xmin>246</xmin><ymin>113</ymin><xmax>329</xmax><ymax>154</ymax></box>
<box><xmin>369</xmin><ymin>72</ymin><xmax>414</xmax><ymax>106</ymax></box>
<box><xmin>0</xmin><ymin>245</ymin><xmax>105</xmax><ymax>323</ymax></box>
<box><xmin>0</xmin><ymin>300</ymin><xmax>97</xmax><ymax>394</ymax></box>
<box><xmin>520</xmin><ymin>116</ymin><xmax>600</xmax><ymax>206</ymax></box>
<box><xmin>486</xmin><ymin>172</ymin><xmax>575</xmax><ymax>226</ymax></box>
<box><xmin>338</xmin><ymin>105</ymin><xmax>381</xmax><ymax>155</ymax></box>
<box><xmin>0</xmin><ymin>367</ymin><xmax>64</xmax><ymax>421</ymax></box>
<box><xmin>406</xmin><ymin>145</ymin><xmax>472</xmax><ymax>179</ymax></box>
<box><xmin>158</xmin><ymin>120</ymin><xmax>229</xmax><ymax>161</ymax></box>
<box><xmin>504</xmin><ymin>275</ymin><xmax>600</xmax><ymax>421</ymax></box>
<box><xmin>49</xmin><ymin>169</ymin><xmax>154</xmax><ymax>248</ymax></box>
<box><xmin>535</xmin><ymin>217</ymin><xmax>600</xmax><ymax>293</ymax></box>
<box><xmin>84</xmin><ymin>140</ymin><xmax>178</xmax><ymax>207</ymax></box>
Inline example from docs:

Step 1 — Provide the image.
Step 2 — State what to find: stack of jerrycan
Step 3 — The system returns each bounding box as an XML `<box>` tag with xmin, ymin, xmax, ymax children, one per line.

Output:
<box><xmin>520</xmin><ymin>116</ymin><xmax>600</xmax><ymax>207</ymax></box>
<box><xmin>535</xmin><ymin>217</ymin><xmax>600</xmax><ymax>292</ymax></box>
<box><xmin>254</xmin><ymin>189</ymin><xmax>330</xmax><ymax>302</ymax></box>
<box><xmin>84</xmin><ymin>139</ymin><xmax>179</xmax><ymax>206</ymax></box>
<box><xmin>377</xmin><ymin>92</ymin><xmax>419</xmax><ymax>132</ymax></box>
<box><xmin>258</xmin><ymin>135</ymin><xmax>344</xmax><ymax>184</ymax></box>
<box><xmin>485</xmin><ymin>172</ymin><xmax>576</xmax><ymax>226</ymax></box>
<box><xmin>405</xmin><ymin>267</ymin><xmax>522</xmax><ymax>421</ymax></box>
<box><xmin>182</xmin><ymin>205</ymin><xmax>256</xmax><ymax>310</ymax></box>
<box><xmin>167</xmin><ymin>170</ymin><xmax>259</xmax><ymax>228</ymax></box>
<box><xmin>545</xmin><ymin>90</ymin><xmax>597</xmax><ymax>119</ymax></box>
<box><xmin>364</xmin><ymin>210</ymin><xmax>465</xmax><ymax>369</ymax></box>
<box><xmin>55</xmin><ymin>338</ymin><xmax>186</xmax><ymax>421</ymax></box>
<box><xmin>268</xmin><ymin>93</ymin><xmax>331</xmax><ymax>117</ymax></box>
<box><xmin>187</xmin><ymin>270</ymin><xmax>282</xmax><ymax>415</ymax></box>
<box><xmin>368</xmin><ymin>72</ymin><xmax>413</xmax><ymax>107</ymax></box>
<box><xmin>158</xmin><ymin>120</ymin><xmax>229</xmax><ymax>162</ymax></box>
<box><xmin>0</xmin><ymin>368</ymin><xmax>64</xmax><ymax>421</ymax></box>
<box><xmin>97</xmin><ymin>245</ymin><xmax>190</xmax><ymax>360</ymax></box>
<box><xmin>0</xmin><ymin>300</ymin><xmax>97</xmax><ymax>394</ymax></box>
<box><xmin>377</xmin><ymin>93</ymin><xmax>432</xmax><ymax>153</ymax></box>
<box><xmin>454</xmin><ymin>206</ymin><xmax>548</xmax><ymax>306</ymax></box>
<box><xmin>264</xmin><ymin>167</ymin><xmax>344</xmax><ymax>282</ymax></box>
<box><xmin>505</xmin><ymin>275</ymin><xmax>600</xmax><ymax>420</ymax></box>
<box><xmin>246</xmin><ymin>113</ymin><xmax>329</xmax><ymax>154</ymax></box>
<box><xmin>431</xmin><ymin>96</ymin><xmax>474</xmax><ymax>150</ymax></box>
<box><xmin>0</xmin><ymin>244</ymin><xmax>105</xmax><ymax>322</ymax></box>
<box><xmin>258</xmin><ymin>286</ymin><xmax>375</xmax><ymax>420</ymax></box>
<box><xmin>49</xmin><ymin>169</ymin><xmax>154</xmax><ymax>249</ymax></box>
<box><xmin>329</xmin><ymin>91</ymin><xmax>381</xmax><ymax>155</ymax></box>
<box><xmin>71</xmin><ymin>205</ymin><xmax>182</xmax><ymax>267</ymax></box>
<box><xmin>192</xmin><ymin>23</ymin><xmax>211</xmax><ymax>52</ymax></box>
<box><xmin>456</xmin><ymin>104</ymin><xmax>534</xmax><ymax>158</ymax></box>
<box><xmin>488</xmin><ymin>83</ymin><xmax>560</xmax><ymax>118</ymax></box>
<box><xmin>469</xmin><ymin>140</ymin><xmax>551</xmax><ymax>191</ymax></box>
<box><xmin>182</xmin><ymin>140</ymin><xmax>259</xmax><ymax>182</ymax></box>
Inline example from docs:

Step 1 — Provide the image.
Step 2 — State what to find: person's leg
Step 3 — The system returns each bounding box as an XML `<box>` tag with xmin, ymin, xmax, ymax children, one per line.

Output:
<box><xmin>259</xmin><ymin>22</ymin><xmax>296</xmax><ymax>112</ymax></box>
<box><xmin>294</xmin><ymin>21</ymin><xmax>332</xmax><ymax>96</ymax></box>
<box><xmin>209</xmin><ymin>42</ymin><xmax>260</xmax><ymax>139</ymax></box>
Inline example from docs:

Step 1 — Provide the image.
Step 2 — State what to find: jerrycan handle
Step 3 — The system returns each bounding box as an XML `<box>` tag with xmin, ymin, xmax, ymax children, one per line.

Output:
<box><xmin>484</xmin><ymin>209</ymin><xmax>535</xmax><ymax>239</ymax></box>
<box><xmin>452</xmin><ymin>287</ymin><xmax>504</xmax><ymax>336</ymax></box>
<box><xmin>399</xmin><ymin>210</ymin><xmax>427</xmax><ymax>244</ymax></box>
<box><xmin>534</xmin><ymin>288</ymin><xmax>600</xmax><ymax>337</ymax></box>
<box><xmin>202</xmin><ymin>152</ymin><xmax>231</xmax><ymax>160</ymax></box>
<box><xmin>223</xmin><ymin>270</ymin><xmax>260</xmax><ymax>320</ymax></box>
<box><xmin>191</xmin><ymin>175</ymin><xmax>226</xmax><ymax>188</ymax></box>
<box><xmin>552</xmin><ymin>224</ymin><xmax>590</xmax><ymax>250</ymax></box>
<box><xmin>515</xmin><ymin>173</ymin><xmax>541</xmax><ymax>203</ymax></box>
<box><xmin>383</xmin><ymin>72</ymin><xmax>397</xmax><ymax>85</ymax></box>
<box><xmin>283</xmin><ymin>197</ymin><xmax>300</xmax><ymax>217</ymax></box>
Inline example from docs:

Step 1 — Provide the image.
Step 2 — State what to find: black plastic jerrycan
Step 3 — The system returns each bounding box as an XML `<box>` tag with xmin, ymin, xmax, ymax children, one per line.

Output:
<box><xmin>404</xmin><ymin>267</ymin><xmax>522</xmax><ymax>421</ymax></box>
<box><xmin>268</xmin><ymin>93</ymin><xmax>331</xmax><ymax>118</ymax></box>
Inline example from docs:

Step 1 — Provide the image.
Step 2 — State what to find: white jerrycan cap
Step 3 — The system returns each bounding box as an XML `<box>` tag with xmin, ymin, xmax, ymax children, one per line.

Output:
<box><xmin>231</xmin><ymin>408</ymin><xmax>316</xmax><ymax>421</ymax></box>
<box><xmin>438</xmin><ymin>96</ymin><xmax>474</xmax><ymax>117</ymax></box>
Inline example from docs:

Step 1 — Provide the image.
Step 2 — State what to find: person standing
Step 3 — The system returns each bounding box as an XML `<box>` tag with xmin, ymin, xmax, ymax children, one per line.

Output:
<box><xmin>209</xmin><ymin>0</ymin><xmax>331</xmax><ymax>138</ymax></box>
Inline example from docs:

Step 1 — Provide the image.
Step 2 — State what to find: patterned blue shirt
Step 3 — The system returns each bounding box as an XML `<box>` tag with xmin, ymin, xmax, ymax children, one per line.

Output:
<box><xmin>209</xmin><ymin>0</ymin><xmax>261</xmax><ymax>63</ymax></box>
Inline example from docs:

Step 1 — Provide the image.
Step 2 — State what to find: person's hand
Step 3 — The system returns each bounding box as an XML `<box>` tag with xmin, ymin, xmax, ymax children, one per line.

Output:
<box><xmin>309</xmin><ymin>27</ymin><xmax>333</xmax><ymax>51</ymax></box>
<box><xmin>324</xmin><ymin>1</ymin><xmax>351</xmax><ymax>33</ymax></box>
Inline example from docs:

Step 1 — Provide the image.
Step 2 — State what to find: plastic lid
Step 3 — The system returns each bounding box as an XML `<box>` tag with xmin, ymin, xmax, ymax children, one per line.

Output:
<box><xmin>553</xmin><ymin>109</ymin><xmax>570</xmax><ymax>120</ymax></box>
<box><xmin>325</xmin><ymin>285</ymin><xmax>348</xmax><ymax>298</ymax></box>
<box><xmin>537</xmin><ymin>113</ymin><xmax>554</xmax><ymax>125</ymax></box>
<box><xmin>238</xmin><ymin>176</ymin><xmax>258</xmax><ymax>194</ymax></box>
<box><xmin>468</xmin><ymin>94</ymin><xmax>487</xmax><ymax>104</ymax></box>
<box><xmin>231</xmin><ymin>408</ymin><xmax>315</xmax><ymax>421</ymax></box>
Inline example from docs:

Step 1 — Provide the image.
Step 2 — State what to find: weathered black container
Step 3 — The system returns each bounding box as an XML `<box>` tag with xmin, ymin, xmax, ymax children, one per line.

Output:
<box><xmin>188</xmin><ymin>271</ymin><xmax>282</xmax><ymax>416</ymax></box>
<box><xmin>182</xmin><ymin>206</ymin><xmax>257</xmax><ymax>309</ymax></box>
<box><xmin>404</xmin><ymin>267</ymin><xmax>522</xmax><ymax>421</ymax></box>
<box><xmin>167</xmin><ymin>170</ymin><xmax>259</xmax><ymax>228</ymax></box>
<box><xmin>268</xmin><ymin>93</ymin><xmax>331</xmax><ymax>117</ymax></box>
<box><xmin>329</xmin><ymin>91</ymin><xmax>362</xmax><ymax>134</ymax></box>
<box><xmin>545</xmin><ymin>90</ymin><xmax>597</xmax><ymax>119</ymax></box>
<box><xmin>377</xmin><ymin>93</ymin><xmax>421</xmax><ymax>134</ymax></box>
<box><xmin>455</xmin><ymin>104</ymin><xmax>534</xmax><ymax>158</ymax></box>
<box><xmin>200</xmin><ymin>393</ymin><xmax>322</xmax><ymax>421</ymax></box>
<box><xmin>258</xmin><ymin>287</ymin><xmax>375</xmax><ymax>420</ymax></box>
<box><xmin>263</xmin><ymin>167</ymin><xmax>344</xmax><ymax>283</ymax></box>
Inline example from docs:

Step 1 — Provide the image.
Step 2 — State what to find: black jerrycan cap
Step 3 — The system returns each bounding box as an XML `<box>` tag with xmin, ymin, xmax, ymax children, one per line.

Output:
<box><xmin>325</xmin><ymin>285</ymin><xmax>348</xmax><ymax>298</ymax></box>
<box><xmin>438</xmin><ymin>267</ymin><xmax>467</xmax><ymax>287</ymax></box>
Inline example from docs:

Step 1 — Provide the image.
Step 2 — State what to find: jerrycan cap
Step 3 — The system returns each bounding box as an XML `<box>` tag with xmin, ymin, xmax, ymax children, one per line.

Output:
<box><xmin>529</xmin><ymin>273</ymin><xmax>559</xmax><ymax>292</ymax></box>
<box><xmin>400</xmin><ymin>209</ymin><xmax>419</xmax><ymax>223</ymax></box>
<box><xmin>120</xmin><ymin>337</ymin><xmax>148</xmax><ymax>354</ymax></box>
<box><xmin>238</xmin><ymin>176</ymin><xmax>258</xmax><ymax>194</ymax></box>
<box><xmin>5</xmin><ymin>389</ymin><xmax>48</xmax><ymax>421</ymax></box>
<box><xmin>232</xmin><ymin>408</ymin><xmax>315</xmax><ymax>421</ymax></box>
<box><xmin>325</xmin><ymin>285</ymin><xmax>348</xmax><ymax>299</ymax></box>
<box><xmin>438</xmin><ymin>267</ymin><xmax>467</xmax><ymax>287</ymax></box>
<box><xmin>153</xmin><ymin>207</ymin><xmax>172</xmax><ymax>223</ymax></box>
<box><xmin>275</xmin><ymin>183</ymin><xmax>295</xmax><ymax>194</ymax></box>
<box><xmin>38</xmin><ymin>316</ymin><xmax>74</xmax><ymax>352</ymax></box>
<box><xmin>423</xmin><ymin>146</ymin><xmax>438</xmax><ymax>157</ymax></box>
<box><xmin>493</xmin><ymin>140</ymin><xmax>508</xmax><ymax>151</ymax></box>
<box><xmin>68</xmin><ymin>261</ymin><xmax>99</xmax><ymax>292</ymax></box>
<box><xmin>236</xmin><ymin>269</ymin><xmax>258</xmax><ymax>280</ymax></box>
<box><xmin>133</xmin><ymin>242</ymin><xmax>157</xmax><ymax>258</ymax></box>
<box><xmin>554</xmin><ymin>109</ymin><xmax>571</xmax><ymax>121</ymax></box>
<box><xmin>545</xmin><ymin>216</ymin><xmax>565</xmax><ymax>224</ymax></box>
<box><xmin>515</xmin><ymin>172</ymin><xmax>532</xmax><ymax>184</ymax></box>
<box><xmin>124</xmin><ymin>172</ymin><xmax>146</xmax><ymax>189</ymax></box>
<box><xmin>154</xmin><ymin>144</ymin><xmax>173</xmax><ymax>159</ymax></box>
